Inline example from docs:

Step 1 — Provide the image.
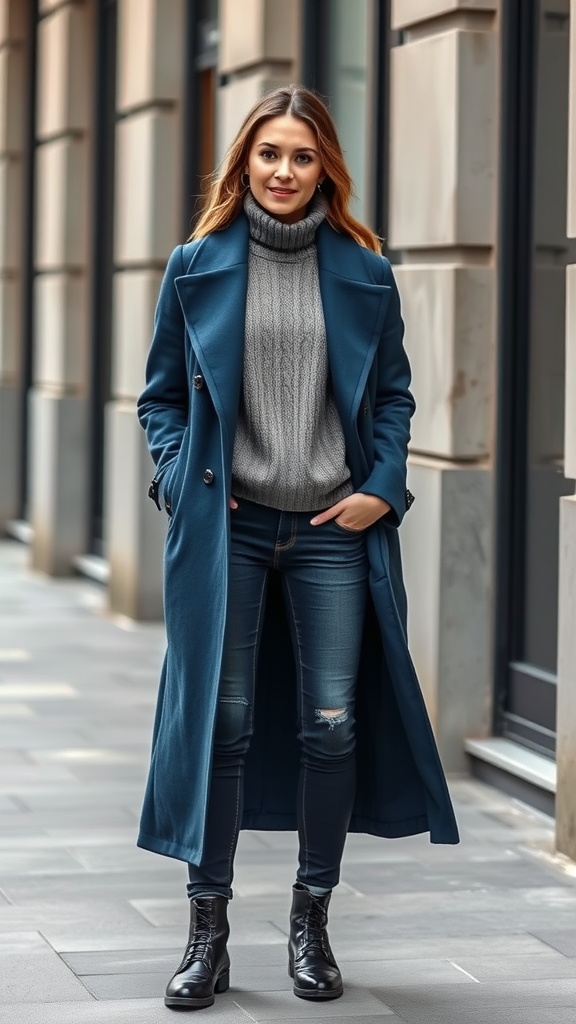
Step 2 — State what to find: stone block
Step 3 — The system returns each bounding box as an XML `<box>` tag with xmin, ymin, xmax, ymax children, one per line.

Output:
<box><xmin>0</xmin><ymin>0</ymin><xmax>28</xmax><ymax>45</ymax></box>
<box><xmin>0</xmin><ymin>274</ymin><xmax>20</xmax><ymax>374</ymax></box>
<box><xmin>112</xmin><ymin>269</ymin><xmax>163</xmax><ymax>400</ymax></box>
<box><xmin>217</xmin><ymin>70</ymin><xmax>294</xmax><ymax>162</ymax></box>
<box><xmin>0</xmin><ymin>380</ymin><xmax>19</xmax><ymax>525</ymax></box>
<box><xmin>35</xmin><ymin>137</ymin><xmax>88</xmax><ymax>270</ymax></box>
<box><xmin>114</xmin><ymin>109</ymin><xmax>181</xmax><ymax>265</ymax></box>
<box><xmin>29</xmin><ymin>388</ymin><xmax>89</xmax><ymax>574</ymax></box>
<box><xmin>389</xmin><ymin>29</ymin><xmax>496</xmax><ymax>248</ymax></box>
<box><xmin>395</xmin><ymin>264</ymin><xmax>494</xmax><ymax>458</ymax></box>
<box><xmin>219</xmin><ymin>0</ymin><xmax>298</xmax><ymax>74</ymax></box>
<box><xmin>556</xmin><ymin>494</ymin><xmax>576</xmax><ymax>861</ymax></box>
<box><xmin>0</xmin><ymin>154</ymin><xmax>23</xmax><ymax>270</ymax></box>
<box><xmin>401</xmin><ymin>457</ymin><xmax>492</xmax><ymax>770</ymax></box>
<box><xmin>105</xmin><ymin>400</ymin><xmax>166</xmax><ymax>618</ymax></box>
<box><xmin>116</xmin><ymin>0</ymin><xmax>184</xmax><ymax>113</ymax></box>
<box><xmin>33</xmin><ymin>272</ymin><xmax>88</xmax><ymax>389</ymax></box>
<box><xmin>392</xmin><ymin>0</ymin><xmax>497</xmax><ymax>29</ymax></box>
<box><xmin>36</xmin><ymin>2</ymin><xmax>91</xmax><ymax>139</ymax></box>
<box><xmin>568</xmin><ymin>0</ymin><xmax>576</xmax><ymax>237</ymax></box>
<box><xmin>566</xmin><ymin>265</ymin><xmax>576</xmax><ymax>479</ymax></box>
<box><xmin>0</xmin><ymin>44</ymin><xmax>25</xmax><ymax>154</ymax></box>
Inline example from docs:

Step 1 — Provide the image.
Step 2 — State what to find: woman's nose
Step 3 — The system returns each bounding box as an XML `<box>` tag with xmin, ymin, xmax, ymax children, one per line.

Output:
<box><xmin>275</xmin><ymin>158</ymin><xmax>292</xmax><ymax>179</ymax></box>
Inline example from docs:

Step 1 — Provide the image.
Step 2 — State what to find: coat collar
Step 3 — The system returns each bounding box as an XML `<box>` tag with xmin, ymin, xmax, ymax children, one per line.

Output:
<box><xmin>174</xmin><ymin>215</ymin><xmax>391</xmax><ymax>450</ymax></box>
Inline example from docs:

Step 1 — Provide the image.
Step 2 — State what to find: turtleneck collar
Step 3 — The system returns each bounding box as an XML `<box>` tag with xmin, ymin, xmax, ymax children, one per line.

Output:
<box><xmin>243</xmin><ymin>190</ymin><xmax>328</xmax><ymax>253</ymax></box>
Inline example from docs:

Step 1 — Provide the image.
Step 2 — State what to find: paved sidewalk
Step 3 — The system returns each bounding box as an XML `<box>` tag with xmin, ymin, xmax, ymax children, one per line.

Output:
<box><xmin>1</xmin><ymin>537</ymin><xmax>576</xmax><ymax>1023</ymax></box>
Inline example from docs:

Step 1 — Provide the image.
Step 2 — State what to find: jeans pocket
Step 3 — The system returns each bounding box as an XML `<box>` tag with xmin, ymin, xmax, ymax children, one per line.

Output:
<box><xmin>331</xmin><ymin>519</ymin><xmax>367</xmax><ymax>535</ymax></box>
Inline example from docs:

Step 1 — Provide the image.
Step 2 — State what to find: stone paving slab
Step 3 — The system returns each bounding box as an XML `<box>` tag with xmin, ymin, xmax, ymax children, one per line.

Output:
<box><xmin>531</xmin><ymin>928</ymin><xmax>576</xmax><ymax>956</ymax></box>
<box><xmin>0</xmin><ymin>946</ymin><xmax>92</xmax><ymax>1004</ymax></box>
<box><xmin>0</xmin><ymin>1000</ymin><xmax>244</xmax><ymax>1024</ymax></box>
<box><xmin>2</xmin><ymin>538</ymin><xmax>576</xmax><ymax>1023</ymax></box>
<box><xmin>230</xmin><ymin>988</ymin><xmax>395</xmax><ymax>1018</ymax></box>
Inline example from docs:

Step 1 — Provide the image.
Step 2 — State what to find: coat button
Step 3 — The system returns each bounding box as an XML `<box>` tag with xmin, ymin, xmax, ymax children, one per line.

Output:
<box><xmin>193</xmin><ymin>374</ymin><xmax>205</xmax><ymax>390</ymax></box>
<box><xmin>363</xmin><ymin>404</ymin><xmax>369</xmax><ymax>416</ymax></box>
<box><xmin>203</xmin><ymin>469</ymin><xmax>215</xmax><ymax>485</ymax></box>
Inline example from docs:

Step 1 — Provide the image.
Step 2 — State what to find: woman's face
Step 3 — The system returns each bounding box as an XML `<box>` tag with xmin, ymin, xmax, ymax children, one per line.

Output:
<box><xmin>245</xmin><ymin>115</ymin><xmax>325</xmax><ymax>224</ymax></box>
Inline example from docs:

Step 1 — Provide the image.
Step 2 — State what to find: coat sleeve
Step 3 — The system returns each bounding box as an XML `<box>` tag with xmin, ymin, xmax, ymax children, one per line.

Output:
<box><xmin>137</xmin><ymin>245</ymin><xmax>188</xmax><ymax>492</ymax></box>
<box><xmin>356</xmin><ymin>258</ymin><xmax>415</xmax><ymax>528</ymax></box>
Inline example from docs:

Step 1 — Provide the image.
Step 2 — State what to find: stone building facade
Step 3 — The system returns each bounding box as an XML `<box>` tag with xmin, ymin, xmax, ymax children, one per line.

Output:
<box><xmin>0</xmin><ymin>0</ymin><xmax>575</xmax><ymax>858</ymax></box>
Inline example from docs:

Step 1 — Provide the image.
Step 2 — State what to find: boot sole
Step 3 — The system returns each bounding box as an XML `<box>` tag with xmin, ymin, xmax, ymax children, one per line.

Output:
<box><xmin>288</xmin><ymin>961</ymin><xmax>343</xmax><ymax>1001</ymax></box>
<box><xmin>164</xmin><ymin>970</ymin><xmax>229</xmax><ymax>1008</ymax></box>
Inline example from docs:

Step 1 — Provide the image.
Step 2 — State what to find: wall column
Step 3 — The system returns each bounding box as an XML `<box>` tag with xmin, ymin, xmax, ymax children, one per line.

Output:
<box><xmin>29</xmin><ymin>0</ymin><xmax>92</xmax><ymax>573</ymax></box>
<box><xmin>106</xmin><ymin>0</ymin><xmax>184</xmax><ymax>618</ymax></box>
<box><xmin>0</xmin><ymin>0</ymin><xmax>27</xmax><ymax>527</ymax></box>
<box><xmin>556</xmin><ymin>0</ymin><xmax>576</xmax><ymax>860</ymax></box>
<box><xmin>388</xmin><ymin>1</ymin><xmax>498</xmax><ymax>770</ymax></box>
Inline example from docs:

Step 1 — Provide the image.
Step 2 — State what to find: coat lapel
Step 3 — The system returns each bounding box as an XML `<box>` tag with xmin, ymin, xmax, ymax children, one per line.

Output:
<box><xmin>316</xmin><ymin>223</ymin><xmax>392</xmax><ymax>427</ymax></box>
<box><xmin>174</xmin><ymin>217</ymin><xmax>249</xmax><ymax>451</ymax></box>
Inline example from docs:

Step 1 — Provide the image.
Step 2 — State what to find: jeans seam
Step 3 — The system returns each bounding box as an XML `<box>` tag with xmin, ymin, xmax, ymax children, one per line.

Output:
<box><xmin>225</xmin><ymin>772</ymin><xmax>242</xmax><ymax>893</ymax></box>
<box><xmin>274</xmin><ymin>512</ymin><xmax>297</xmax><ymax>567</ymax></box>
<box><xmin>250</xmin><ymin>573</ymin><xmax>268</xmax><ymax>732</ymax></box>
<box><xmin>283</xmin><ymin>575</ymin><xmax>309</xmax><ymax>881</ymax></box>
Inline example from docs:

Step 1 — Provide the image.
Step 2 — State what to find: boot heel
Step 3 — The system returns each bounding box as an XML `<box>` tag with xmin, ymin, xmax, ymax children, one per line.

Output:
<box><xmin>215</xmin><ymin>970</ymin><xmax>230</xmax><ymax>993</ymax></box>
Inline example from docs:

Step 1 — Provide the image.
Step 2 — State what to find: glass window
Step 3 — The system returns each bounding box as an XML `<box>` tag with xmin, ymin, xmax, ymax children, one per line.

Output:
<box><xmin>325</xmin><ymin>0</ymin><xmax>370</xmax><ymax>221</ymax></box>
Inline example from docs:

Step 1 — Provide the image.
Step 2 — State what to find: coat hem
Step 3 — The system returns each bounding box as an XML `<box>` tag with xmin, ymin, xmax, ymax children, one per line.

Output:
<box><xmin>137</xmin><ymin>830</ymin><xmax>201</xmax><ymax>865</ymax></box>
<box><xmin>137</xmin><ymin>811</ymin><xmax>458</xmax><ymax>866</ymax></box>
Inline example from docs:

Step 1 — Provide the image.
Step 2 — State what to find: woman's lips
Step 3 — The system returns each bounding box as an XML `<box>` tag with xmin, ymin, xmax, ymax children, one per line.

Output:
<box><xmin>268</xmin><ymin>187</ymin><xmax>297</xmax><ymax>196</ymax></box>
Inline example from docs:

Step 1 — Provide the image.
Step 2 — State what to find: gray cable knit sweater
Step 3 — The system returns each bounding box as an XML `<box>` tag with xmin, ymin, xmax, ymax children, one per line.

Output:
<box><xmin>231</xmin><ymin>192</ymin><xmax>353</xmax><ymax>512</ymax></box>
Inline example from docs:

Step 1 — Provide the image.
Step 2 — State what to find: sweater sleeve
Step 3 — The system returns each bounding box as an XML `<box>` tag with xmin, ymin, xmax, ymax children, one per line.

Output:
<box><xmin>356</xmin><ymin>258</ymin><xmax>415</xmax><ymax>528</ymax></box>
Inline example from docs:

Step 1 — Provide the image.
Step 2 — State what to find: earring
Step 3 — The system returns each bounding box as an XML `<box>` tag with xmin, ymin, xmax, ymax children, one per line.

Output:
<box><xmin>317</xmin><ymin>182</ymin><xmax>323</xmax><ymax>191</ymax></box>
<box><xmin>241</xmin><ymin>172</ymin><xmax>250</xmax><ymax>188</ymax></box>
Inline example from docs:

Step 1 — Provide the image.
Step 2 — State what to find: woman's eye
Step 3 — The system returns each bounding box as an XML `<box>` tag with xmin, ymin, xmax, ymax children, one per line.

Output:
<box><xmin>260</xmin><ymin>150</ymin><xmax>277</xmax><ymax>160</ymax></box>
<box><xmin>296</xmin><ymin>154</ymin><xmax>312</xmax><ymax>164</ymax></box>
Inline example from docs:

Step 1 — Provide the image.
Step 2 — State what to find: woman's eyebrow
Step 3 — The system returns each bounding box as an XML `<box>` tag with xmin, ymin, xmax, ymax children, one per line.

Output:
<box><xmin>257</xmin><ymin>142</ymin><xmax>319</xmax><ymax>154</ymax></box>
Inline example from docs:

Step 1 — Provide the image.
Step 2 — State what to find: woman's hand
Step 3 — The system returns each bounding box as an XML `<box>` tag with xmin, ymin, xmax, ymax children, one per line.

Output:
<box><xmin>310</xmin><ymin>493</ymin><xmax>391</xmax><ymax>531</ymax></box>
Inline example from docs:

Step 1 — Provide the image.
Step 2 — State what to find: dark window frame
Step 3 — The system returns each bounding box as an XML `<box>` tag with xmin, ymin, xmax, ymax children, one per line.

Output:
<box><xmin>300</xmin><ymin>0</ymin><xmax>392</xmax><ymax>247</ymax></box>
<box><xmin>18</xmin><ymin>0</ymin><xmax>39</xmax><ymax>519</ymax></box>
<box><xmin>87</xmin><ymin>0</ymin><xmax>118</xmax><ymax>554</ymax></box>
<box><xmin>182</xmin><ymin>0</ymin><xmax>219</xmax><ymax>236</ymax></box>
<box><xmin>494</xmin><ymin>0</ymin><xmax>562</xmax><ymax>759</ymax></box>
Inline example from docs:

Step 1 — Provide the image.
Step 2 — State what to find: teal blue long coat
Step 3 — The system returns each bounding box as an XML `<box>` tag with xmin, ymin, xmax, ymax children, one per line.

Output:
<box><xmin>137</xmin><ymin>213</ymin><xmax>459</xmax><ymax>865</ymax></box>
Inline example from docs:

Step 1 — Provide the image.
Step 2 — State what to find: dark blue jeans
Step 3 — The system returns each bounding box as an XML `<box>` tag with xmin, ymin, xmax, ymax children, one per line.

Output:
<box><xmin>187</xmin><ymin>499</ymin><xmax>369</xmax><ymax>900</ymax></box>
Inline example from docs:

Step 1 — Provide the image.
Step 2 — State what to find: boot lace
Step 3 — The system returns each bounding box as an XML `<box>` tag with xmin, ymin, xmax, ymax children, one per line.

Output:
<box><xmin>179</xmin><ymin>903</ymin><xmax>214</xmax><ymax>971</ymax></box>
<box><xmin>301</xmin><ymin>897</ymin><xmax>329</xmax><ymax>957</ymax></box>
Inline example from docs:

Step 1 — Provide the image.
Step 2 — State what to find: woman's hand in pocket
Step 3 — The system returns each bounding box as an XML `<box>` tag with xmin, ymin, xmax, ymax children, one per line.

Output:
<box><xmin>310</xmin><ymin>493</ymin><xmax>390</xmax><ymax>531</ymax></box>
<box><xmin>229</xmin><ymin>496</ymin><xmax>239</xmax><ymax>510</ymax></box>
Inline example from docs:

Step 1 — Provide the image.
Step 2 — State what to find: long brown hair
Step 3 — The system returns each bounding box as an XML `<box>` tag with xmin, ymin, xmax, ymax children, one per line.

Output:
<box><xmin>191</xmin><ymin>84</ymin><xmax>380</xmax><ymax>253</ymax></box>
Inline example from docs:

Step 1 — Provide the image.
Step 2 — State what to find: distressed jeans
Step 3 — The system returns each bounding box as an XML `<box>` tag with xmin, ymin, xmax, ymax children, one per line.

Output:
<box><xmin>187</xmin><ymin>498</ymin><xmax>369</xmax><ymax>901</ymax></box>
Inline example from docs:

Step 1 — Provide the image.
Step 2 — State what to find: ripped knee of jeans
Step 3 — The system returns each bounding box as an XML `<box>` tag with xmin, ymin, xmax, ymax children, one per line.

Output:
<box><xmin>315</xmin><ymin>707</ymin><xmax>348</xmax><ymax>730</ymax></box>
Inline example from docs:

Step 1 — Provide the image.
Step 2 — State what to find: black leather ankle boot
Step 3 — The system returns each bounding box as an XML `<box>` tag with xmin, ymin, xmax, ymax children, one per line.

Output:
<box><xmin>288</xmin><ymin>882</ymin><xmax>343</xmax><ymax>1000</ymax></box>
<box><xmin>165</xmin><ymin>895</ymin><xmax>230</xmax><ymax>1009</ymax></box>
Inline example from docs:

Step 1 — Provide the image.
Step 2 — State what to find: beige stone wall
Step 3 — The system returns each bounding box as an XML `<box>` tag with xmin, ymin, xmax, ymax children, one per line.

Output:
<box><xmin>106</xmin><ymin>0</ymin><xmax>185</xmax><ymax>619</ymax></box>
<box><xmin>0</xmin><ymin>0</ymin><xmax>27</xmax><ymax>527</ymax></box>
<box><xmin>389</xmin><ymin>0</ymin><xmax>498</xmax><ymax>769</ymax></box>
<box><xmin>556</xmin><ymin>0</ymin><xmax>576</xmax><ymax>862</ymax></box>
<box><xmin>29</xmin><ymin>0</ymin><xmax>93</xmax><ymax>573</ymax></box>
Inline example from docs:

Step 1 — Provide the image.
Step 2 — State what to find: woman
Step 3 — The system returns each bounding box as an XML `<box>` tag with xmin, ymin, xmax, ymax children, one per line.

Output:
<box><xmin>138</xmin><ymin>84</ymin><xmax>458</xmax><ymax>1011</ymax></box>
